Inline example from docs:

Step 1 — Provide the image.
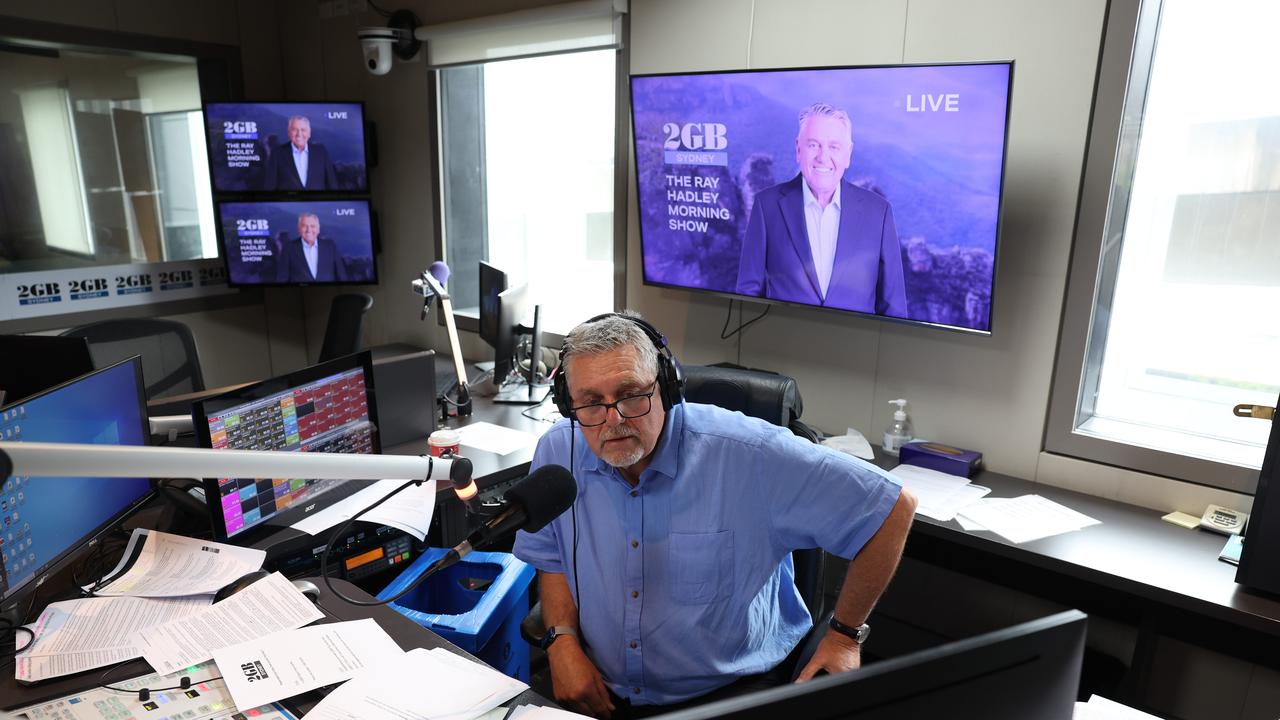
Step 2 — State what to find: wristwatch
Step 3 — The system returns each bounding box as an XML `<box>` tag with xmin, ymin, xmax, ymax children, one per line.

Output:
<box><xmin>828</xmin><ymin>616</ymin><xmax>871</xmax><ymax>644</ymax></box>
<box><xmin>540</xmin><ymin>625</ymin><xmax>579</xmax><ymax>650</ymax></box>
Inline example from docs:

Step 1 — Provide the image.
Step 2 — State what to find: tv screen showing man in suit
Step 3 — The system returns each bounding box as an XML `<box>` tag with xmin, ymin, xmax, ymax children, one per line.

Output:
<box><xmin>204</xmin><ymin>102</ymin><xmax>368</xmax><ymax>193</ymax></box>
<box><xmin>630</xmin><ymin>63</ymin><xmax>1012</xmax><ymax>333</ymax></box>
<box><xmin>217</xmin><ymin>200</ymin><xmax>376</xmax><ymax>286</ymax></box>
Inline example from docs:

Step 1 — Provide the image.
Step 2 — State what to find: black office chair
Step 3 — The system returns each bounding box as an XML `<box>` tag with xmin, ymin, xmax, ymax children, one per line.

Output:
<box><xmin>519</xmin><ymin>365</ymin><xmax>828</xmax><ymax>657</ymax></box>
<box><xmin>318</xmin><ymin>292</ymin><xmax>374</xmax><ymax>363</ymax></box>
<box><xmin>60</xmin><ymin>317</ymin><xmax>204</xmax><ymax>400</ymax></box>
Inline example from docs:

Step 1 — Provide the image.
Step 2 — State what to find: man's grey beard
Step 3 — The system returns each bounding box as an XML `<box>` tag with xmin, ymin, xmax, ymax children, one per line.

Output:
<box><xmin>598</xmin><ymin>426</ymin><xmax>645</xmax><ymax>468</ymax></box>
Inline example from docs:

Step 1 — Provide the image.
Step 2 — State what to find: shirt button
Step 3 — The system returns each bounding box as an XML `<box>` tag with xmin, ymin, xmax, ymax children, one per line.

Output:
<box><xmin>630</xmin><ymin>641</ymin><xmax>638</xmax><ymax>649</ymax></box>
<box><xmin>630</xmin><ymin>540</ymin><xmax>639</xmax><ymax>549</ymax></box>
<box><xmin>631</xmin><ymin>590</ymin><xmax>639</xmax><ymax>599</ymax></box>
<box><xmin>630</xmin><ymin>490</ymin><xmax>638</xmax><ymax>498</ymax></box>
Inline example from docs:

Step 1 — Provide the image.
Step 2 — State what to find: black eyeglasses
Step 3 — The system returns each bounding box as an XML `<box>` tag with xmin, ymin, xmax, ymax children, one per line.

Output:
<box><xmin>570</xmin><ymin>381</ymin><xmax>658</xmax><ymax>427</ymax></box>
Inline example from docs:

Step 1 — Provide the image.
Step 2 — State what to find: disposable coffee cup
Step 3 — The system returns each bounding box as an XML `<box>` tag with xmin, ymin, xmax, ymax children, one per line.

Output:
<box><xmin>428</xmin><ymin>428</ymin><xmax>461</xmax><ymax>457</ymax></box>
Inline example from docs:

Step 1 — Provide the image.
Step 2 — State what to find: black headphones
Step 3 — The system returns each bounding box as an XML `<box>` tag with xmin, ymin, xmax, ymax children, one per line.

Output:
<box><xmin>551</xmin><ymin>313</ymin><xmax>684</xmax><ymax>419</ymax></box>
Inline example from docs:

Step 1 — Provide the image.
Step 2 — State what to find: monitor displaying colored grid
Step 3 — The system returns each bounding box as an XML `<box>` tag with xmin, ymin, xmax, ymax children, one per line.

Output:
<box><xmin>199</xmin><ymin>360</ymin><xmax>377</xmax><ymax>538</ymax></box>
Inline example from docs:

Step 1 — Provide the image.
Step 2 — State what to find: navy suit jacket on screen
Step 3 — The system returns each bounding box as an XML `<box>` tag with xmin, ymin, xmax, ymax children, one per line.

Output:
<box><xmin>262</xmin><ymin>142</ymin><xmax>339</xmax><ymax>191</ymax></box>
<box><xmin>276</xmin><ymin>237</ymin><xmax>348</xmax><ymax>283</ymax></box>
<box><xmin>736</xmin><ymin>175</ymin><xmax>907</xmax><ymax>317</ymax></box>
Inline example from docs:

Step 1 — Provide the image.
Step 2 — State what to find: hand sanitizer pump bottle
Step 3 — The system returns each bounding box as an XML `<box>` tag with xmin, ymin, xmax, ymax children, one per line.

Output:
<box><xmin>882</xmin><ymin>399</ymin><xmax>913</xmax><ymax>456</ymax></box>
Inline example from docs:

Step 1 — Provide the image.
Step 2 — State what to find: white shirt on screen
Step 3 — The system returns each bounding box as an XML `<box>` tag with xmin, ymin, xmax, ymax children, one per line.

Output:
<box><xmin>292</xmin><ymin>145</ymin><xmax>310</xmax><ymax>188</ymax></box>
<box><xmin>302</xmin><ymin>240</ymin><xmax>319</xmax><ymax>279</ymax></box>
<box><xmin>801</xmin><ymin>181</ymin><xmax>841</xmax><ymax>299</ymax></box>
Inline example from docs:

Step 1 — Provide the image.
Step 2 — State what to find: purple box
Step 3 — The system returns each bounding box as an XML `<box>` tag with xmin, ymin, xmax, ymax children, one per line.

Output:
<box><xmin>900</xmin><ymin>441</ymin><xmax>983</xmax><ymax>477</ymax></box>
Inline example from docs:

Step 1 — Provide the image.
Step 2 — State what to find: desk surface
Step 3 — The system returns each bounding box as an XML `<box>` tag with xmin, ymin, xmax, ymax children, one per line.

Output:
<box><xmin>0</xmin><ymin>578</ymin><xmax>552</xmax><ymax>715</ymax></box>
<box><xmin>884</xmin><ymin>458</ymin><xmax>1280</xmax><ymax>639</ymax></box>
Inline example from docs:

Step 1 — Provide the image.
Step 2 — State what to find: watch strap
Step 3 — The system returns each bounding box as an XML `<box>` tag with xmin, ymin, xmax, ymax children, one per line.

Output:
<box><xmin>828</xmin><ymin>616</ymin><xmax>870</xmax><ymax>644</ymax></box>
<box><xmin>541</xmin><ymin>625</ymin><xmax>579</xmax><ymax>649</ymax></box>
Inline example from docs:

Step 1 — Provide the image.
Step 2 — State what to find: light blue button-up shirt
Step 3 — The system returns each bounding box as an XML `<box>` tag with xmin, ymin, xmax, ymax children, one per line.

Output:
<box><xmin>513</xmin><ymin>402</ymin><xmax>902</xmax><ymax>705</ymax></box>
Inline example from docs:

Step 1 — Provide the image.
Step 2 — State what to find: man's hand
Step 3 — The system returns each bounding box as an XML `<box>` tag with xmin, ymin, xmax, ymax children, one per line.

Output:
<box><xmin>793</xmin><ymin>630</ymin><xmax>862</xmax><ymax>682</ymax></box>
<box><xmin>547</xmin><ymin>636</ymin><xmax>616</xmax><ymax>718</ymax></box>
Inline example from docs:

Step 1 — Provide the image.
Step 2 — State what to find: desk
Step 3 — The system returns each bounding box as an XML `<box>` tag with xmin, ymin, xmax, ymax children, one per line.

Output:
<box><xmin>0</xmin><ymin>578</ymin><xmax>553</xmax><ymax>715</ymax></box>
<box><xmin>873</xmin><ymin>459</ymin><xmax>1280</xmax><ymax>706</ymax></box>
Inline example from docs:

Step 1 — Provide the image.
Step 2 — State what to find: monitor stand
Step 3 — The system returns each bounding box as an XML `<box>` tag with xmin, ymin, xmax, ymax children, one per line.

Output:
<box><xmin>492</xmin><ymin>377</ymin><xmax>551</xmax><ymax>405</ymax></box>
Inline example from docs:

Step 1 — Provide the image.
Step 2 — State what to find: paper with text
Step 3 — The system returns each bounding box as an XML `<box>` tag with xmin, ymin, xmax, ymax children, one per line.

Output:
<box><xmin>890</xmin><ymin>464</ymin><xmax>990</xmax><ymax>521</ymax></box>
<box><xmin>134</xmin><ymin>572</ymin><xmax>324</xmax><ymax>675</ymax></box>
<box><xmin>15</xmin><ymin>595</ymin><xmax>210</xmax><ymax>682</ymax></box>
<box><xmin>214</xmin><ymin>619</ymin><xmax>403</xmax><ymax>710</ymax></box>
<box><xmin>290</xmin><ymin>479</ymin><xmax>437</xmax><ymax>540</ymax></box>
<box><xmin>302</xmin><ymin>647</ymin><xmax>527</xmax><ymax>720</ymax></box>
<box><xmin>92</xmin><ymin>529</ymin><xmax>266</xmax><ymax>597</ymax></box>
<box><xmin>956</xmin><ymin>495</ymin><xmax>1101</xmax><ymax>544</ymax></box>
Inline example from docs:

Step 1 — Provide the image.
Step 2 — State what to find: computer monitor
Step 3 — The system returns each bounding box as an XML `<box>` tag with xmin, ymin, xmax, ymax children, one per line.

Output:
<box><xmin>0</xmin><ymin>358</ymin><xmax>153</xmax><ymax>617</ymax></box>
<box><xmin>0</xmin><ymin>334</ymin><xmax>95</xmax><ymax>406</ymax></box>
<box><xmin>656</xmin><ymin>610</ymin><xmax>1086</xmax><ymax>720</ymax></box>
<box><xmin>478</xmin><ymin>261</ymin><xmax>508</xmax><ymax>349</ymax></box>
<box><xmin>192</xmin><ymin>352</ymin><xmax>380</xmax><ymax>540</ymax></box>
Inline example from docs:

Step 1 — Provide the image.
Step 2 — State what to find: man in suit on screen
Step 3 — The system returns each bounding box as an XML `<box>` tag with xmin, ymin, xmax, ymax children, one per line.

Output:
<box><xmin>276</xmin><ymin>212</ymin><xmax>348</xmax><ymax>283</ymax></box>
<box><xmin>261</xmin><ymin>115</ymin><xmax>339</xmax><ymax>191</ymax></box>
<box><xmin>736</xmin><ymin>103</ymin><xmax>907</xmax><ymax>317</ymax></box>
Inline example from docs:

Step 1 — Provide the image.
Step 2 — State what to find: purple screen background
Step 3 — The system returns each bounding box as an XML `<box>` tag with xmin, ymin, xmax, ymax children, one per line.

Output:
<box><xmin>205</xmin><ymin>102</ymin><xmax>368</xmax><ymax>192</ymax></box>
<box><xmin>631</xmin><ymin>63</ymin><xmax>1011</xmax><ymax>332</ymax></box>
<box><xmin>217</xmin><ymin>200</ymin><xmax>376</xmax><ymax>285</ymax></box>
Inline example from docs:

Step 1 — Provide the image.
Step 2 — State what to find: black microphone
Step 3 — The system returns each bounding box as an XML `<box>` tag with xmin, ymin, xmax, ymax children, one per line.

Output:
<box><xmin>432</xmin><ymin>464</ymin><xmax>576</xmax><ymax>573</ymax></box>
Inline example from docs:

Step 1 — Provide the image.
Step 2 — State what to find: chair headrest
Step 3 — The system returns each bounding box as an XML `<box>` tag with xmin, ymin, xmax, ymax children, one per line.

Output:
<box><xmin>681</xmin><ymin>365</ymin><xmax>803</xmax><ymax>428</ymax></box>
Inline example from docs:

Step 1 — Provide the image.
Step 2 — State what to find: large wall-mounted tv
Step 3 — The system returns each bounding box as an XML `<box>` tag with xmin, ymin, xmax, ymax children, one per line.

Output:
<box><xmin>204</xmin><ymin>101</ymin><xmax>369</xmax><ymax>193</ymax></box>
<box><xmin>216</xmin><ymin>199</ymin><xmax>377</xmax><ymax>286</ymax></box>
<box><xmin>631</xmin><ymin>62</ymin><xmax>1013</xmax><ymax>333</ymax></box>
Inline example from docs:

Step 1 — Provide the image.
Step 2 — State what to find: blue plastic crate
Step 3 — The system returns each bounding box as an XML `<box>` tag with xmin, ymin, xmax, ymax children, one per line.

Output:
<box><xmin>378</xmin><ymin>547</ymin><xmax>536</xmax><ymax>681</ymax></box>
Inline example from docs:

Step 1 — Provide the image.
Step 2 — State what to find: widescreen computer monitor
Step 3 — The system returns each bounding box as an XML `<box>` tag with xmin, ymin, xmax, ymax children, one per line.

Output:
<box><xmin>0</xmin><ymin>358</ymin><xmax>153</xmax><ymax>617</ymax></box>
<box><xmin>0</xmin><ymin>334</ymin><xmax>95</xmax><ymax>405</ymax></box>
<box><xmin>493</xmin><ymin>282</ymin><xmax>531</xmax><ymax>384</ymax></box>
<box><xmin>216</xmin><ymin>199</ymin><xmax>378</xmax><ymax>287</ymax></box>
<box><xmin>203</xmin><ymin>101</ymin><xmax>369</xmax><ymax>193</ymax></box>
<box><xmin>192</xmin><ymin>352</ymin><xmax>380</xmax><ymax>541</ymax></box>
<box><xmin>657</xmin><ymin>610</ymin><xmax>1086</xmax><ymax>720</ymax></box>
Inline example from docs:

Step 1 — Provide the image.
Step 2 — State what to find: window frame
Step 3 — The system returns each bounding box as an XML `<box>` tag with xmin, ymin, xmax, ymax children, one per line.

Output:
<box><xmin>0</xmin><ymin>16</ymin><xmax>249</xmax><ymax>329</ymax></box>
<box><xmin>1045</xmin><ymin>0</ymin><xmax>1260</xmax><ymax>494</ymax></box>
<box><xmin>428</xmin><ymin>16</ymin><xmax>630</xmax><ymax>342</ymax></box>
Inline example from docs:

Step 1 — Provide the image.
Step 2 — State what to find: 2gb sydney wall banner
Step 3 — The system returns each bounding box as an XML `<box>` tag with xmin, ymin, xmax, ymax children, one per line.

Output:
<box><xmin>0</xmin><ymin>258</ymin><xmax>234</xmax><ymax>321</ymax></box>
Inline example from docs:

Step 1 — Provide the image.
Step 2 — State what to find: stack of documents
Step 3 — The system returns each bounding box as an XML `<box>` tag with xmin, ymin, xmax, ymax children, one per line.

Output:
<box><xmin>213</xmin><ymin>619</ymin><xmax>402</xmax><ymax>710</ymax></box>
<box><xmin>17</xmin><ymin>529</ymin><xmax>273</xmax><ymax>682</ymax></box>
<box><xmin>458</xmin><ymin>421</ymin><xmax>539</xmax><ymax>456</ymax></box>
<box><xmin>889</xmin><ymin>463</ymin><xmax>990</xmax><ymax>522</ymax></box>
<box><xmin>956</xmin><ymin>495</ymin><xmax>1101</xmax><ymax>544</ymax></box>
<box><xmin>302</xmin><ymin>647</ymin><xmax>528</xmax><ymax>720</ymax></box>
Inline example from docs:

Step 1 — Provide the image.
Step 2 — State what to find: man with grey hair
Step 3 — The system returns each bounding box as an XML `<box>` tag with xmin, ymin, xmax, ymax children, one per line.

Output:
<box><xmin>514</xmin><ymin>312</ymin><xmax>916</xmax><ymax>718</ymax></box>
<box><xmin>736</xmin><ymin>102</ymin><xmax>907</xmax><ymax>318</ymax></box>
<box><xmin>275</xmin><ymin>211</ymin><xmax>348</xmax><ymax>282</ymax></box>
<box><xmin>262</xmin><ymin>114</ymin><xmax>339</xmax><ymax>190</ymax></box>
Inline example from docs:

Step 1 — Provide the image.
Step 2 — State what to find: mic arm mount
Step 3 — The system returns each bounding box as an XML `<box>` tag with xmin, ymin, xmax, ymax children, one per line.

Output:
<box><xmin>413</xmin><ymin>269</ymin><xmax>472</xmax><ymax>417</ymax></box>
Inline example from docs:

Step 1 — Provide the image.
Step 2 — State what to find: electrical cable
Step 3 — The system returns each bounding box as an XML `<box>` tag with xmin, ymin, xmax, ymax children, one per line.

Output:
<box><xmin>366</xmin><ymin>0</ymin><xmax>393</xmax><ymax>17</ymax></box>
<box><xmin>319</xmin><ymin>475</ymin><xmax>438</xmax><ymax>607</ymax></box>
<box><xmin>719</xmin><ymin>299</ymin><xmax>771</xmax><ymax>340</ymax></box>
<box><xmin>98</xmin><ymin>658</ymin><xmax>222</xmax><ymax>700</ymax></box>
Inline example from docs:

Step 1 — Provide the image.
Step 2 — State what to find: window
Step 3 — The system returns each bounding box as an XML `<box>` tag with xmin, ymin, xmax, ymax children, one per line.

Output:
<box><xmin>0</xmin><ymin>48</ymin><xmax>217</xmax><ymax>273</ymax></box>
<box><xmin>1048</xmin><ymin>0</ymin><xmax>1280</xmax><ymax>492</ymax></box>
<box><xmin>437</xmin><ymin>48</ymin><xmax>619</xmax><ymax>336</ymax></box>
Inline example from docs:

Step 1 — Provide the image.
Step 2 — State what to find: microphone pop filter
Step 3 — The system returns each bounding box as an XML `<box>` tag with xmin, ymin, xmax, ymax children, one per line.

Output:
<box><xmin>428</xmin><ymin>261</ymin><xmax>451</xmax><ymax>286</ymax></box>
<box><xmin>506</xmin><ymin>463</ymin><xmax>576</xmax><ymax>533</ymax></box>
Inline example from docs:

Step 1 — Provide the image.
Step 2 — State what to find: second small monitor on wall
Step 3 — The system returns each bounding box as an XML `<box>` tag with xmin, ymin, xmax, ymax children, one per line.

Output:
<box><xmin>216</xmin><ymin>199</ymin><xmax>377</xmax><ymax>286</ymax></box>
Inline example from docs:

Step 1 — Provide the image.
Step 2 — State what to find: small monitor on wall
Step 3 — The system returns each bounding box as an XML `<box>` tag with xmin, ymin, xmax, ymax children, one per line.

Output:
<box><xmin>216</xmin><ymin>199</ymin><xmax>377</xmax><ymax>286</ymax></box>
<box><xmin>630</xmin><ymin>62</ymin><xmax>1014</xmax><ymax>334</ymax></box>
<box><xmin>204</xmin><ymin>101</ymin><xmax>369</xmax><ymax>193</ymax></box>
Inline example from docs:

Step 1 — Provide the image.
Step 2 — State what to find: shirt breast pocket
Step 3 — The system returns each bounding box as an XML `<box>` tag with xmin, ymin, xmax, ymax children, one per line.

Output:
<box><xmin>669</xmin><ymin>530</ymin><xmax>734</xmax><ymax>605</ymax></box>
